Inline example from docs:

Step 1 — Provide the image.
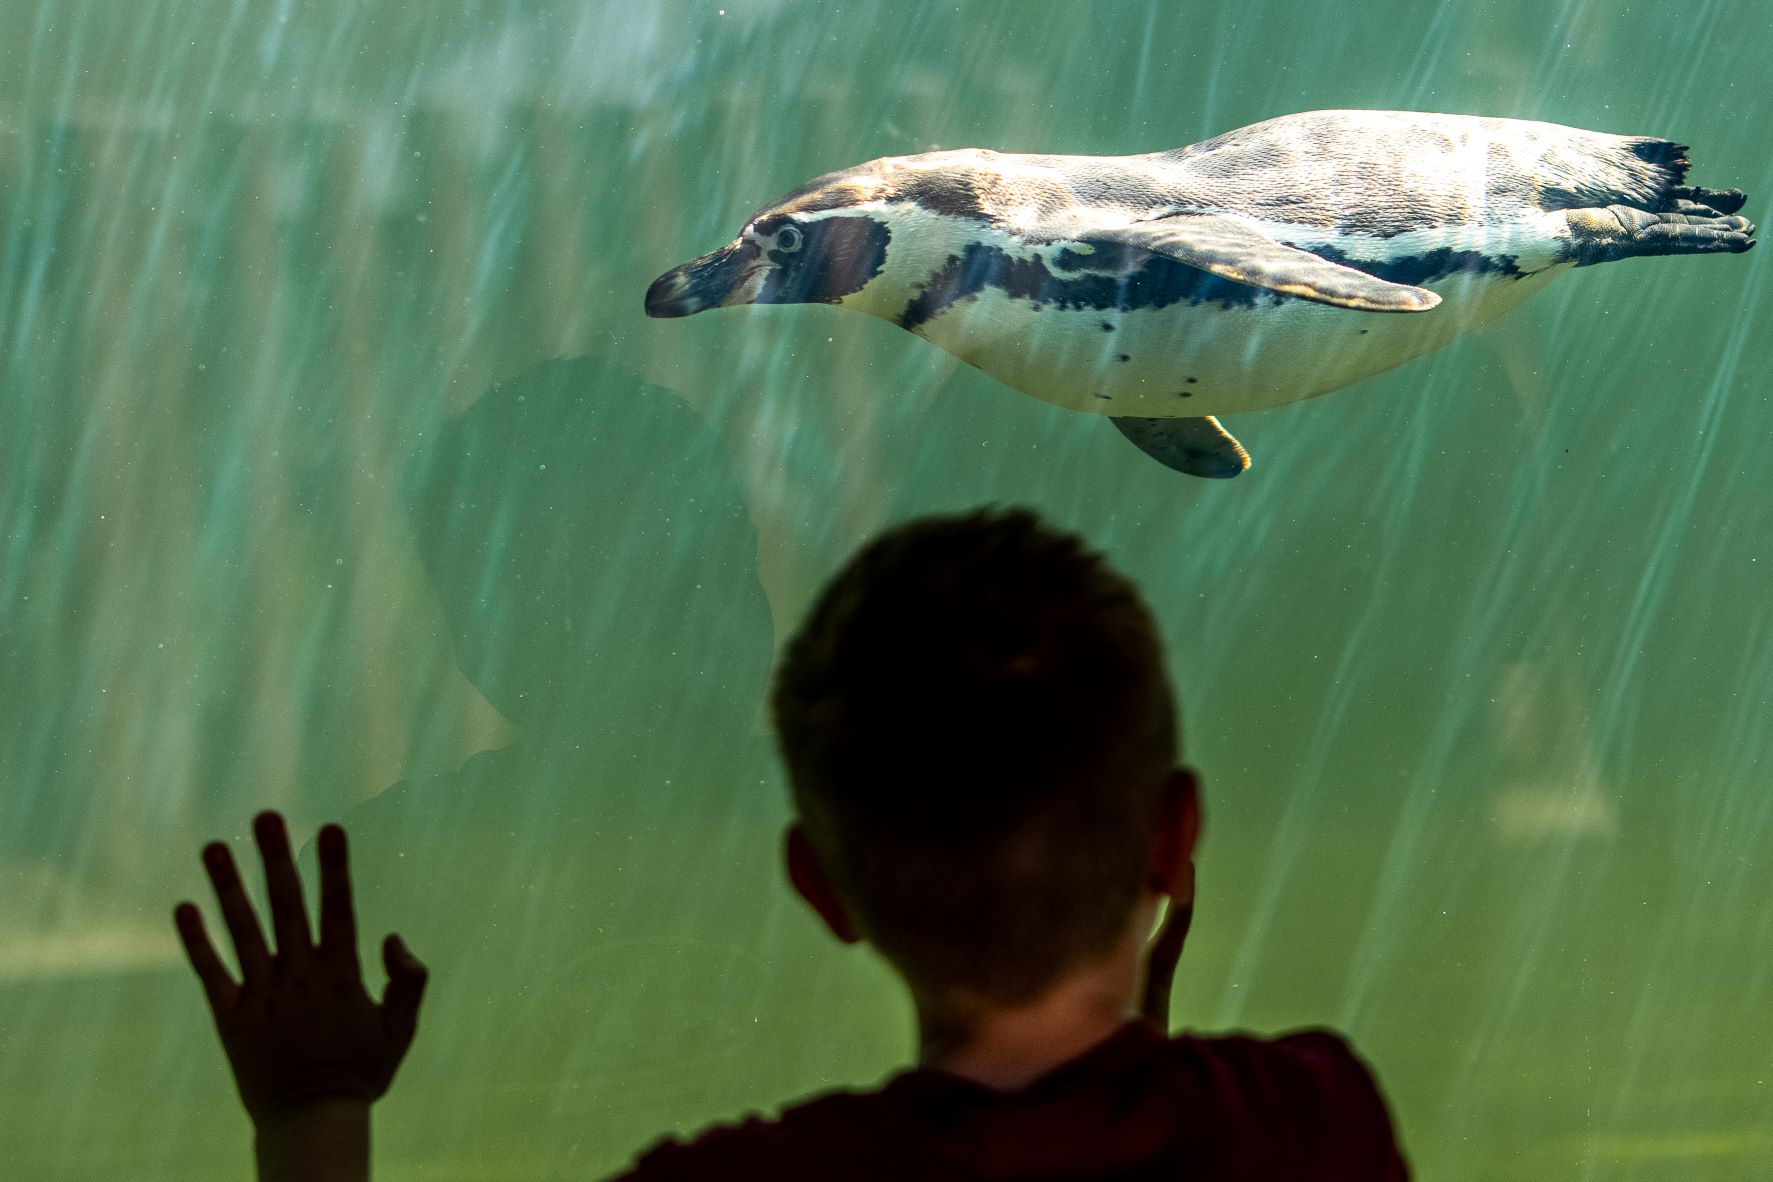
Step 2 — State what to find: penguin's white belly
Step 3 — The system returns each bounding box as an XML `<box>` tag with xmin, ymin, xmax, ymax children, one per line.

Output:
<box><xmin>915</xmin><ymin>261</ymin><xmax>1569</xmax><ymax>418</ymax></box>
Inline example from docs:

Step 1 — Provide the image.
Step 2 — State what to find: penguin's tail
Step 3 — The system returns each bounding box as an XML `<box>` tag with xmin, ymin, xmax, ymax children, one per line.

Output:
<box><xmin>1615</xmin><ymin>138</ymin><xmax>1750</xmax><ymax>222</ymax></box>
<box><xmin>1537</xmin><ymin>133</ymin><xmax>1694</xmax><ymax>214</ymax></box>
<box><xmin>1615</xmin><ymin>137</ymin><xmax>1694</xmax><ymax>214</ymax></box>
<box><xmin>1627</xmin><ymin>138</ymin><xmax>1691</xmax><ymax>186</ymax></box>
<box><xmin>1627</xmin><ymin>139</ymin><xmax>1749</xmax><ymax>220</ymax></box>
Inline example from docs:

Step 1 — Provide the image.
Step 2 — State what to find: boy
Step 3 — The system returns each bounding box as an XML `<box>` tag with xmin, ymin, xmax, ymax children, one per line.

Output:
<box><xmin>177</xmin><ymin>507</ymin><xmax>1409</xmax><ymax>1179</ymax></box>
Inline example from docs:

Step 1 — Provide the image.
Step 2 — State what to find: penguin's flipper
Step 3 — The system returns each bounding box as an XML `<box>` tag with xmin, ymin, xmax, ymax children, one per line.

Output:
<box><xmin>1087</xmin><ymin>213</ymin><xmax>1441</xmax><ymax>313</ymax></box>
<box><xmin>1111</xmin><ymin>414</ymin><xmax>1251</xmax><ymax>478</ymax></box>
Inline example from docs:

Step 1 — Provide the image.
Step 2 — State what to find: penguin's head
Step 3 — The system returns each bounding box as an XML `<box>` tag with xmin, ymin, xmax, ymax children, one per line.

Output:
<box><xmin>646</xmin><ymin>171</ymin><xmax>898</xmax><ymax>319</ymax></box>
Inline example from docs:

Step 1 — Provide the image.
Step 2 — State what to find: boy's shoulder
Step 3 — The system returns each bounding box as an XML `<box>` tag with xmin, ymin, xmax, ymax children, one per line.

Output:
<box><xmin>611</xmin><ymin>1024</ymin><xmax>1406</xmax><ymax>1181</ymax></box>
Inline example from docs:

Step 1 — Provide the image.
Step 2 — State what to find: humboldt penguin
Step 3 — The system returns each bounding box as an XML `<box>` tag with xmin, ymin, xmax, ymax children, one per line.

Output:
<box><xmin>645</xmin><ymin>110</ymin><xmax>1754</xmax><ymax>477</ymax></box>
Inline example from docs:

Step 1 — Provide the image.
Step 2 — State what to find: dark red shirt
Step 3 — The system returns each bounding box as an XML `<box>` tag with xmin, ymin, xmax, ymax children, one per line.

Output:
<box><xmin>613</xmin><ymin>1023</ymin><xmax>1408</xmax><ymax>1180</ymax></box>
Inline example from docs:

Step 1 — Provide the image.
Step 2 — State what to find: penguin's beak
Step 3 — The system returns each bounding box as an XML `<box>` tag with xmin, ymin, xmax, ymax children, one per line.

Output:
<box><xmin>645</xmin><ymin>241</ymin><xmax>769</xmax><ymax>318</ymax></box>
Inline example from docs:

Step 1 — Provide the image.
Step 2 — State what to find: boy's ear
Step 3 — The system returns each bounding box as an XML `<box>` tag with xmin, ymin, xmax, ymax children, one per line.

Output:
<box><xmin>785</xmin><ymin>824</ymin><xmax>863</xmax><ymax>944</ymax></box>
<box><xmin>1151</xmin><ymin>767</ymin><xmax>1202</xmax><ymax>902</ymax></box>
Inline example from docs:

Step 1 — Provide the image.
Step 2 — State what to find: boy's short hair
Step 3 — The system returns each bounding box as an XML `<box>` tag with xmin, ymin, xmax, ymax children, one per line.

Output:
<box><xmin>772</xmin><ymin>507</ymin><xmax>1179</xmax><ymax>1003</ymax></box>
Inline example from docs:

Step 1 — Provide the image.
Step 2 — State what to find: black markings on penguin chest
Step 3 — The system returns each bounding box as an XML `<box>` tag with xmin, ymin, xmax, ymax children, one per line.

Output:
<box><xmin>896</xmin><ymin>238</ymin><xmax>1527</xmax><ymax>331</ymax></box>
<box><xmin>898</xmin><ymin>242</ymin><xmax>1272</xmax><ymax>330</ymax></box>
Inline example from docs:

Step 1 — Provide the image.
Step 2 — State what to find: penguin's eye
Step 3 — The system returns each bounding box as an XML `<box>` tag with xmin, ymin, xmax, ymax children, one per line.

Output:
<box><xmin>773</xmin><ymin>224</ymin><xmax>804</xmax><ymax>253</ymax></box>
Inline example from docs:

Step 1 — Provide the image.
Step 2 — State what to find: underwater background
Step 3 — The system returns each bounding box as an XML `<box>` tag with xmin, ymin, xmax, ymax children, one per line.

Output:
<box><xmin>2</xmin><ymin>1</ymin><xmax>1769</xmax><ymax>1177</ymax></box>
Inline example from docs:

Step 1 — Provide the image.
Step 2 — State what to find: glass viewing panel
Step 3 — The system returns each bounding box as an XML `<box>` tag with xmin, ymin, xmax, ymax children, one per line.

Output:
<box><xmin>1</xmin><ymin>3</ymin><xmax>1767</xmax><ymax>1178</ymax></box>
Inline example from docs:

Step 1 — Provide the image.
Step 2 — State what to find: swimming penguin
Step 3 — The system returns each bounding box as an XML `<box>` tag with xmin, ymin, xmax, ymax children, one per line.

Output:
<box><xmin>646</xmin><ymin>110</ymin><xmax>1754</xmax><ymax>477</ymax></box>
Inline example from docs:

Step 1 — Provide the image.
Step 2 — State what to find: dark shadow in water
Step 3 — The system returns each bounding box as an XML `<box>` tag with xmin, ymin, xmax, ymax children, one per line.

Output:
<box><xmin>330</xmin><ymin>357</ymin><xmax>808</xmax><ymax>1145</ymax></box>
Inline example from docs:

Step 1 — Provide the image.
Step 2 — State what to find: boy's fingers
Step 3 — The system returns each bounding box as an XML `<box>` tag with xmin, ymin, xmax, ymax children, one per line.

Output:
<box><xmin>316</xmin><ymin>823</ymin><xmax>360</xmax><ymax>971</ymax></box>
<box><xmin>1146</xmin><ymin>860</ymin><xmax>1196</xmax><ymax>995</ymax></box>
<box><xmin>202</xmin><ymin>842</ymin><xmax>273</xmax><ymax>984</ymax></box>
<box><xmin>173</xmin><ymin>901</ymin><xmax>240</xmax><ymax>1015</ymax></box>
<box><xmin>253</xmin><ymin>811</ymin><xmax>313</xmax><ymax>962</ymax></box>
<box><xmin>1151</xmin><ymin>898</ymin><xmax>1192</xmax><ymax>965</ymax></box>
<box><xmin>1140</xmin><ymin>898</ymin><xmax>1193</xmax><ymax>1029</ymax></box>
<box><xmin>380</xmin><ymin>934</ymin><xmax>428</xmax><ymax>1050</ymax></box>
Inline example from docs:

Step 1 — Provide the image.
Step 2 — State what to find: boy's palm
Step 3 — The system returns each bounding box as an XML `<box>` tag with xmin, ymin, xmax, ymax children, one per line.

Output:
<box><xmin>174</xmin><ymin>812</ymin><xmax>427</xmax><ymax>1122</ymax></box>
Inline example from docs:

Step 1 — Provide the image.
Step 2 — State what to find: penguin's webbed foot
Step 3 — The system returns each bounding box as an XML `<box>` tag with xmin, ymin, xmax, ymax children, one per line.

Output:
<box><xmin>1663</xmin><ymin>185</ymin><xmax>1747</xmax><ymax>216</ymax></box>
<box><xmin>1110</xmin><ymin>415</ymin><xmax>1251</xmax><ymax>478</ymax></box>
<box><xmin>1567</xmin><ymin>204</ymin><xmax>1756</xmax><ymax>266</ymax></box>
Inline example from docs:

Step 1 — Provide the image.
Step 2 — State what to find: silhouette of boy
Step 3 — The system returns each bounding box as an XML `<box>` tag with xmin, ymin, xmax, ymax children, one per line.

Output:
<box><xmin>176</xmin><ymin>507</ymin><xmax>1409</xmax><ymax>1180</ymax></box>
<box><xmin>328</xmin><ymin>357</ymin><xmax>796</xmax><ymax>1158</ymax></box>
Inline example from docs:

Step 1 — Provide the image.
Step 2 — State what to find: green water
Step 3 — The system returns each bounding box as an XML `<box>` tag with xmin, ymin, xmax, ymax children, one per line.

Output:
<box><xmin>3</xmin><ymin>2</ymin><xmax>1770</xmax><ymax>1177</ymax></box>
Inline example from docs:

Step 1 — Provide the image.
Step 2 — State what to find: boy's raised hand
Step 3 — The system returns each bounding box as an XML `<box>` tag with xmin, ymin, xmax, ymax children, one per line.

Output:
<box><xmin>174</xmin><ymin>812</ymin><xmax>427</xmax><ymax>1125</ymax></box>
<box><xmin>1140</xmin><ymin>861</ymin><xmax>1195</xmax><ymax>1030</ymax></box>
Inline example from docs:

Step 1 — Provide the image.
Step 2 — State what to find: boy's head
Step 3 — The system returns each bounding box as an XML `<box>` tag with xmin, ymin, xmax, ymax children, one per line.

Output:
<box><xmin>772</xmin><ymin>508</ymin><xmax>1189</xmax><ymax>1005</ymax></box>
